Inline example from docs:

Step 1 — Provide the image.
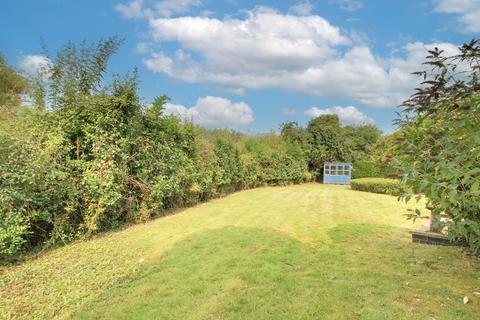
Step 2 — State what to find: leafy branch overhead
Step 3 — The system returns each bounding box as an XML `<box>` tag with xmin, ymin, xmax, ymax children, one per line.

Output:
<box><xmin>400</xmin><ymin>39</ymin><xmax>480</xmax><ymax>117</ymax></box>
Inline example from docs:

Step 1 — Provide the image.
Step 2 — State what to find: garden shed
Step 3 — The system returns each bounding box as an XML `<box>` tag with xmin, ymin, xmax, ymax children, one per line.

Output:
<box><xmin>323</xmin><ymin>163</ymin><xmax>352</xmax><ymax>185</ymax></box>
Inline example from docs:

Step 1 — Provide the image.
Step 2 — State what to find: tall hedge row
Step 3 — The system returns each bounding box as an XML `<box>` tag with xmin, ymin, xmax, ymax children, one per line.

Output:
<box><xmin>0</xmin><ymin>38</ymin><xmax>381</xmax><ymax>257</ymax></box>
<box><xmin>0</xmin><ymin>104</ymin><xmax>313</xmax><ymax>257</ymax></box>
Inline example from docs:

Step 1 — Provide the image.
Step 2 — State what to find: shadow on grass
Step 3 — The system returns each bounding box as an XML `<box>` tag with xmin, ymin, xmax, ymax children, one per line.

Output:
<box><xmin>73</xmin><ymin>225</ymin><xmax>478</xmax><ymax>320</ymax></box>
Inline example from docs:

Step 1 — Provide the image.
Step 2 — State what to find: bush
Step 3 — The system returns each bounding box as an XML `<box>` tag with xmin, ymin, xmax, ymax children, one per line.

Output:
<box><xmin>352</xmin><ymin>160</ymin><xmax>399</xmax><ymax>179</ymax></box>
<box><xmin>397</xmin><ymin>40</ymin><xmax>480</xmax><ymax>253</ymax></box>
<box><xmin>352</xmin><ymin>160</ymin><xmax>383</xmax><ymax>179</ymax></box>
<box><xmin>350</xmin><ymin>178</ymin><xmax>403</xmax><ymax>196</ymax></box>
<box><xmin>0</xmin><ymin>128</ymin><xmax>73</xmax><ymax>256</ymax></box>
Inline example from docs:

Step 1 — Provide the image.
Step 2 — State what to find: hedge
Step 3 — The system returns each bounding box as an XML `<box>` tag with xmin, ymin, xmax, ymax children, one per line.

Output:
<box><xmin>350</xmin><ymin>178</ymin><xmax>403</xmax><ymax>196</ymax></box>
<box><xmin>352</xmin><ymin>160</ymin><xmax>399</xmax><ymax>179</ymax></box>
<box><xmin>351</xmin><ymin>160</ymin><xmax>384</xmax><ymax>179</ymax></box>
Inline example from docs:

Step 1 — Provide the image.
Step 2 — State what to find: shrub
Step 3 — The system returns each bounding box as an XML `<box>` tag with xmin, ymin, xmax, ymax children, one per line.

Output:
<box><xmin>214</xmin><ymin>139</ymin><xmax>244</xmax><ymax>193</ymax></box>
<box><xmin>352</xmin><ymin>160</ymin><xmax>383</xmax><ymax>179</ymax></box>
<box><xmin>0</xmin><ymin>128</ymin><xmax>73</xmax><ymax>256</ymax></box>
<box><xmin>352</xmin><ymin>160</ymin><xmax>399</xmax><ymax>179</ymax></box>
<box><xmin>350</xmin><ymin>178</ymin><xmax>403</xmax><ymax>196</ymax></box>
<box><xmin>397</xmin><ymin>40</ymin><xmax>480</xmax><ymax>253</ymax></box>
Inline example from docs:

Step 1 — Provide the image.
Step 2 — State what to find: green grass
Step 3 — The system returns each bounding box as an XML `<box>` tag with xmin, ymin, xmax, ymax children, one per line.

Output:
<box><xmin>1</xmin><ymin>184</ymin><xmax>479</xmax><ymax>319</ymax></box>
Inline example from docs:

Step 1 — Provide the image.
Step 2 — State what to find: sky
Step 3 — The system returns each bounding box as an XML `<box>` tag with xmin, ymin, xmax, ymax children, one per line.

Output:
<box><xmin>1</xmin><ymin>0</ymin><xmax>479</xmax><ymax>133</ymax></box>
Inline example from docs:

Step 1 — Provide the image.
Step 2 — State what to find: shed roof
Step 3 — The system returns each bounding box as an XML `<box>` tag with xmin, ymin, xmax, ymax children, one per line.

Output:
<box><xmin>324</xmin><ymin>163</ymin><xmax>351</xmax><ymax>166</ymax></box>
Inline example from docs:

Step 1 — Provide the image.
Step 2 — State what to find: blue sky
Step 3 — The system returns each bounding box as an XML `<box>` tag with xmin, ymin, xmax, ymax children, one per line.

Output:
<box><xmin>1</xmin><ymin>0</ymin><xmax>479</xmax><ymax>133</ymax></box>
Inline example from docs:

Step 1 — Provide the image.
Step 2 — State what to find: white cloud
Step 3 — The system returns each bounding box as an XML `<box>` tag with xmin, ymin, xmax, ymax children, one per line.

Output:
<box><xmin>289</xmin><ymin>1</ymin><xmax>314</xmax><ymax>16</ymax></box>
<box><xmin>305</xmin><ymin>106</ymin><xmax>373</xmax><ymax>125</ymax></box>
<box><xmin>116</xmin><ymin>0</ymin><xmax>202</xmax><ymax>19</ymax></box>
<box><xmin>330</xmin><ymin>0</ymin><xmax>363</xmax><ymax>11</ymax></box>
<box><xmin>143</xmin><ymin>50</ymin><xmax>202</xmax><ymax>81</ymax></box>
<box><xmin>433</xmin><ymin>0</ymin><xmax>480</xmax><ymax>33</ymax></box>
<box><xmin>152</xmin><ymin>0</ymin><xmax>202</xmax><ymax>17</ymax></box>
<box><xmin>17</xmin><ymin>55</ymin><xmax>51</xmax><ymax>78</ymax></box>
<box><xmin>164</xmin><ymin>96</ymin><xmax>254</xmax><ymax>127</ymax></box>
<box><xmin>135</xmin><ymin>42</ymin><xmax>151</xmax><ymax>54</ymax></box>
<box><xmin>116</xmin><ymin>0</ymin><xmax>145</xmax><ymax>18</ymax></box>
<box><xmin>131</xmin><ymin>7</ymin><xmax>460</xmax><ymax>108</ymax></box>
<box><xmin>281</xmin><ymin>107</ymin><xmax>297</xmax><ymax>116</ymax></box>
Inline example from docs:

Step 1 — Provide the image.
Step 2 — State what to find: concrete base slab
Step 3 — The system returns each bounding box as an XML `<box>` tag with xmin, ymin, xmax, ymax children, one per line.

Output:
<box><xmin>409</xmin><ymin>230</ymin><xmax>457</xmax><ymax>246</ymax></box>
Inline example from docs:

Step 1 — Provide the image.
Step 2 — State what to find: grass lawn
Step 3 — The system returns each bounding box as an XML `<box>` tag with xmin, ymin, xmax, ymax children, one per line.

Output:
<box><xmin>1</xmin><ymin>184</ymin><xmax>479</xmax><ymax>319</ymax></box>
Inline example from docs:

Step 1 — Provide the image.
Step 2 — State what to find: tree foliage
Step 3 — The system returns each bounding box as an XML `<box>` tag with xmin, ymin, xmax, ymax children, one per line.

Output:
<box><xmin>0</xmin><ymin>54</ymin><xmax>29</xmax><ymax>117</ymax></box>
<box><xmin>397</xmin><ymin>39</ymin><xmax>480</xmax><ymax>253</ymax></box>
<box><xmin>281</xmin><ymin>115</ymin><xmax>382</xmax><ymax>180</ymax></box>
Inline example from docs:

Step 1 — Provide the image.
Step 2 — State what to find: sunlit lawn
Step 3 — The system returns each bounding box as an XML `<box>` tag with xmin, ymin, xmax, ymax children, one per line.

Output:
<box><xmin>1</xmin><ymin>184</ymin><xmax>479</xmax><ymax>319</ymax></box>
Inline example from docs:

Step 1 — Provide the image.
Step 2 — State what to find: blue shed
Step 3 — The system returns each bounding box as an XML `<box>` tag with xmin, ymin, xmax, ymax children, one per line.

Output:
<box><xmin>323</xmin><ymin>163</ymin><xmax>352</xmax><ymax>185</ymax></box>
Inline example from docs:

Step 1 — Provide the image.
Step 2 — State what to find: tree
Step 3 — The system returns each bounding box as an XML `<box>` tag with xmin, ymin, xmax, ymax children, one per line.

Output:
<box><xmin>397</xmin><ymin>39</ymin><xmax>480</xmax><ymax>253</ymax></box>
<box><xmin>306</xmin><ymin>115</ymin><xmax>348</xmax><ymax>177</ymax></box>
<box><xmin>46</xmin><ymin>37</ymin><xmax>123</xmax><ymax>110</ymax></box>
<box><xmin>343</xmin><ymin>124</ymin><xmax>382</xmax><ymax>161</ymax></box>
<box><xmin>0</xmin><ymin>54</ymin><xmax>29</xmax><ymax>117</ymax></box>
<box><xmin>280</xmin><ymin>121</ymin><xmax>307</xmax><ymax>146</ymax></box>
<box><xmin>281</xmin><ymin>116</ymin><xmax>383</xmax><ymax>179</ymax></box>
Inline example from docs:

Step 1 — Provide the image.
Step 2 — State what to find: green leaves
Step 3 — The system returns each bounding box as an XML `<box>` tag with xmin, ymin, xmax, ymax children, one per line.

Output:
<box><xmin>280</xmin><ymin>114</ymin><xmax>382</xmax><ymax>180</ymax></box>
<box><xmin>0</xmin><ymin>53</ymin><xmax>29</xmax><ymax>117</ymax></box>
<box><xmin>448</xmin><ymin>189</ymin><xmax>457</xmax><ymax>204</ymax></box>
<box><xmin>48</xmin><ymin>37</ymin><xmax>123</xmax><ymax>110</ymax></box>
<box><xmin>398</xmin><ymin>39</ymin><xmax>480</xmax><ymax>253</ymax></box>
<box><xmin>471</xmin><ymin>180</ymin><xmax>479</xmax><ymax>194</ymax></box>
<box><xmin>0</xmin><ymin>126</ymin><xmax>72</xmax><ymax>256</ymax></box>
<box><xmin>350</xmin><ymin>178</ymin><xmax>405</xmax><ymax>196</ymax></box>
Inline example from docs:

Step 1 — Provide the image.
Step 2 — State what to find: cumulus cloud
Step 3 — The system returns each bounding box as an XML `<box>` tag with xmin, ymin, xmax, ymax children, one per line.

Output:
<box><xmin>305</xmin><ymin>106</ymin><xmax>373</xmax><ymax>125</ymax></box>
<box><xmin>289</xmin><ymin>1</ymin><xmax>315</xmax><ymax>15</ymax></box>
<box><xmin>116</xmin><ymin>0</ymin><xmax>202</xmax><ymax>19</ymax></box>
<box><xmin>433</xmin><ymin>0</ymin><xmax>480</xmax><ymax>33</ymax></box>
<box><xmin>17</xmin><ymin>55</ymin><xmax>51</xmax><ymax>78</ymax></box>
<box><xmin>330</xmin><ymin>0</ymin><xmax>363</xmax><ymax>11</ymax></box>
<box><xmin>122</xmin><ymin>4</ymin><xmax>459</xmax><ymax>108</ymax></box>
<box><xmin>164</xmin><ymin>96</ymin><xmax>254</xmax><ymax>127</ymax></box>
